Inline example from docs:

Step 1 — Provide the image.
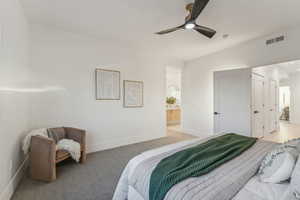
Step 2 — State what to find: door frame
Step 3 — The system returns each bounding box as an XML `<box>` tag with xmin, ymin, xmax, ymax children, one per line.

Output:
<box><xmin>251</xmin><ymin>72</ymin><xmax>265</xmax><ymax>138</ymax></box>
<box><xmin>269</xmin><ymin>79</ymin><xmax>279</xmax><ymax>132</ymax></box>
<box><xmin>213</xmin><ymin>72</ymin><xmax>221</xmax><ymax>134</ymax></box>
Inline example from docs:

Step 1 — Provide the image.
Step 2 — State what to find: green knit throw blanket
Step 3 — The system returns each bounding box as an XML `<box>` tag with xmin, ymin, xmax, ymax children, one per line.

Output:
<box><xmin>149</xmin><ymin>133</ymin><xmax>257</xmax><ymax>200</ymax></box>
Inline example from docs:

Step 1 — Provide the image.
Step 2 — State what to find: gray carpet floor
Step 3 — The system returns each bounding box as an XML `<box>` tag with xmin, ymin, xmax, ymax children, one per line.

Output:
<box><xmin>12</xmin><ymin>131</ymin><xmax>195</xmax><ymax>200</ymax></box>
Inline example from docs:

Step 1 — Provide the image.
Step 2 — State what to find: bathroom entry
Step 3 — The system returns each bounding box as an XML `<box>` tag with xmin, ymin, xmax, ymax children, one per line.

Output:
<box><xmin>279</xmin><ymin>86</ymin><xmax>290</xmax><ymax>121</ymax></box>
<box><xmin>166</xmin><ymin>66</ymin><xmax>182</xmax><ymax>132</ymax></box>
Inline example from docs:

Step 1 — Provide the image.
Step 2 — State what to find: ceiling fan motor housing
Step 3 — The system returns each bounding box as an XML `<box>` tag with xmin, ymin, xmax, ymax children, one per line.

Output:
<box><xmin>185</xmin><ymin>3</ymin><xmax>194</xmax><ymax>22</ymax></box>
<box><xmin>186</xmin><ymin>3</ymin><xmax>194</xmax><ymax>12</ymax></box>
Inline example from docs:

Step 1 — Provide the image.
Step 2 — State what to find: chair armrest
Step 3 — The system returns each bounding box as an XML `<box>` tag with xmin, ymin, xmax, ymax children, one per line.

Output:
<box><xmin>30</xmin><ymin>136</ymin><xmax>56</xmax><ymax>181</ymax></box>
<box><xmin>64</xmin><ymin>127</ymin><xmax>86</xmax><ymax>163</ymax></box>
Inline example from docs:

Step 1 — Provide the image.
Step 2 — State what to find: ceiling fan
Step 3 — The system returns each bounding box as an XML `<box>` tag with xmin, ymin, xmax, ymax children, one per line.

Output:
<box><xmin>155</xmin><ymin>0</ymin><xmax>216</xmax><ymax>38</ymax></box>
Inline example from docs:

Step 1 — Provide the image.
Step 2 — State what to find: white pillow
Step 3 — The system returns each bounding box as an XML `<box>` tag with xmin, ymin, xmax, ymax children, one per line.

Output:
<box><xmin>281</xmin><ymin>138</ymin><xmax>300</xmax><ymax>154</ymax></box>
<box><xmin>259</xmin><ymin>150</ymin><xmax>296</xmax><ymax>183</ymax></box>
<box><xmin>284</xmin><ymin>138</ymin><xmax>300</xmax><ymax>148</ymax></box>
<box><xmin>281</xmin><ymin>187</ymin><xmax>299</xmax><ymax>200</ymax></box>
<box><xmin>291</xmin><ymin>158</ymin><xmax>300</xmax><ymax>199</ymax></box>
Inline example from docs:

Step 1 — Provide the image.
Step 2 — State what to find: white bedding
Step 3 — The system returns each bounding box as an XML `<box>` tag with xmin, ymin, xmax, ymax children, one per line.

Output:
<box><xmin>233</xmin><ymin>176</ymin><xmax>289</xmax><ymax>200</ymax></box>
<box><xmin>127</xmin><ymin>176</ymin><xmax>289</xmax><ymax>200</ymax></box>
<box><xmin>113</xmin><ymin>138</ymin><xmax>204</xmax><ymax>200</ymax></box>
<box><xmin>113</xmin><ymin>137</ymin><xmax>285</xmax><ymax>200</ymax></box>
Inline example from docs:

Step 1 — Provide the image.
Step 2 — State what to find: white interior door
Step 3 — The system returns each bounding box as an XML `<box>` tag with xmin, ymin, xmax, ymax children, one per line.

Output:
<box><xmin>252</xmin><ymin>74</ymin><xmax>265</xmax><ymax>138</ymax></box>
<box><xmin>214</xmin><ymin>69</ymin><xmax>252</xmax><ymax>135</ymax></box>
<box><xmin>269</xmin><ymin>80</ymin><xmax>278</xmax><ymax>132</ymax></box>
<box><xmin>214</xmin><ymin>75</ymin><xmax>221</xmax><ymax>133</ymax></box>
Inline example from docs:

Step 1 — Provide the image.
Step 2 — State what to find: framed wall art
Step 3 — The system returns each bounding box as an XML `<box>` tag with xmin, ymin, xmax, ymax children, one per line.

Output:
<box><xmin>123</xmin><ymin>80</ymin><xmax>143</xmax><ymax>108</ymax></box>
<box><xmin>95</xmin><ymin>68</ymin><xmax>120</xmax><ymax>100</ymax></box>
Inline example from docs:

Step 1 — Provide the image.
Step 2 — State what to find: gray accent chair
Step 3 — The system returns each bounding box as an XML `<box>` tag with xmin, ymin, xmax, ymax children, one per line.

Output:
<box><xmin>30</xmin><ymin>127</ymin><xmax>86</xmax><ymax>182</ymax></box>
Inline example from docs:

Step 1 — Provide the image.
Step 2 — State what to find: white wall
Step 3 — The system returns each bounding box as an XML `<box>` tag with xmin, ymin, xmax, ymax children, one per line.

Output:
<box><xmin>28</xmin><ymin>25</ymin><xmax>167</xmax><ymax>153</ymax></box>
<box><xmin>0</xmin><ymin>0</ymin><xmax>30</xmax><ymax>199</ymax></box>
<box><xmin>290</xmin><ymin>73</ymin><xmax>300</xmax><ymax>124</ymax></box>
<box><xmin>182</xmin><ymin>26</ymin><xmax>300</xmax><ymax>136</ymax></box>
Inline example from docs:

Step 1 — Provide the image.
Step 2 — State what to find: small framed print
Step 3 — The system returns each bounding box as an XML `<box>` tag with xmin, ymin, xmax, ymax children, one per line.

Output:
<box><xmin>95</xmin><ymin>68</ymin><xmax>120</xmax><ymax>100</ymax></box>
<box><xmin>123</xmin><ymin>80</ymin><xmax>143</xmax><ymax>108</ymax></box>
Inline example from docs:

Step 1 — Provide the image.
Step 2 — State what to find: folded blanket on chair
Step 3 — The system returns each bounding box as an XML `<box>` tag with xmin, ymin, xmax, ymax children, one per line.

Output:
<box><xmin>22</xmin><ymin>128</ymin><xmax>48</xmax><ymax>154</ymax></box>
<box><xmin>57</xmin><ymin>139</ymin><xmax>81</xmax><ymax>162</ymax></box>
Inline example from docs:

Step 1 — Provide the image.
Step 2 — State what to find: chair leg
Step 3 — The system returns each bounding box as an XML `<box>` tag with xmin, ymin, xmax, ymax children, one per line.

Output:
<box><xmin>80</xmin><ymin>151</ymin><xmax>86</xmax><ymax>163</ymax></box>
<box><xmin>49</xmin><ymin>162</ymin><xmax>56</xmax><ymax>181</ymax></box>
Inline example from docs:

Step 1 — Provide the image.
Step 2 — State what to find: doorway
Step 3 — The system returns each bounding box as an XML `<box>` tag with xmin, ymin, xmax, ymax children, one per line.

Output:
<box><xmin>213</xmin><ymin>68</ymin><xmax>253</xmax><ymax>136</ymax></box>
<box><xmin>166</xmin><ymin>66</ymin><xmax>182</xmax><ymax>133</ymax></box>
<box><xmin>279</xmin><ymin>86</ymin><xmax>290</xmax><ymax>121</ymax></box>
<box><xmin>213</xmin><ymin>67</ymin><xmax>278</xmax><ymax>138</ymax></box>
<box><xmin>213</xmin><ymin>60</ymin><xmax>300</xmax><ymax>142</ymax></box>
<box><xmin>252</xmin><ymin>60</ymin><xmax>300</xmax><ymax>142</ymax></box>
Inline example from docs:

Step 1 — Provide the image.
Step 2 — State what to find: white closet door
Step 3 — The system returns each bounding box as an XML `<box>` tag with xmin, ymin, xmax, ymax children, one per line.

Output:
<box><xmin>214</xmin><ymin>69</ymin><xmax>252</xmax><ymax>135</ymax></box>
<box><xmin>269</xmin><ymin>80</ymin><xmax>277</xmax><ymax>132</ymax></box>
<box><xmin>252</xmin><ymin>74</ymin><xmax>265</xmax><ymax>138</ymax></box>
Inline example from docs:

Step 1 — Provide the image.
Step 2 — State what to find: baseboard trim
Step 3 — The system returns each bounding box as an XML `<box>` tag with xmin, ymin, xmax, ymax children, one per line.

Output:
<box><xmin>0</xmin><ymin>156</ymin><xmax>28</xmax><ymax>200</ymax></box>
<box><xmin>87</xmin><ymin>133</ymin><xmax>165</xmax><ymax>154</ymax></box>
<box><xmin>167</xmin><ymin>121</ymin><xmax>180</xmax><ymax>125</ymax></box>
<box><xmin>181</xmin><ymin>128</ymin><xmax>212</xmax><ymax>138</ymax></box>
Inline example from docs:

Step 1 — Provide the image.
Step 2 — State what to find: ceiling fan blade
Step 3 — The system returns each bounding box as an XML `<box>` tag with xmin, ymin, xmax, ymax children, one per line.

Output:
<box><xmin>155</xmin><ymin>25</ymin><xmax>184</xmax><ymax>35</ymax></box>
<box><xmin>194</xmin><ymin>25</ymin><xmax>216</xmax><ymax>38</ymax></box>
<box><xmin>190</xmin><ymin>0</ymin><xmax>210</xmax><ymax>22</ymax></box>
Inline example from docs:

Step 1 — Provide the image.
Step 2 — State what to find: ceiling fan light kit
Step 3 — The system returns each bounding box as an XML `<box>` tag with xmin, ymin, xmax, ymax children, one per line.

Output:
<box><xmin>185</xmin><ymin>23</ymin><xmax>196</xmax><ymax>30</ymax></box>
<box><xmin>156</xmin><ymin>0</ymin><xmax>216</xmax><ymax>39</ymax></box>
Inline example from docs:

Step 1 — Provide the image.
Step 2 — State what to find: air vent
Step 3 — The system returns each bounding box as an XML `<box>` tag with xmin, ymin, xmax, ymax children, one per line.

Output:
<box><xmin>266</xmin><ymin>35</ymin><xmax>285</xmax><ymax>45</ymax></box>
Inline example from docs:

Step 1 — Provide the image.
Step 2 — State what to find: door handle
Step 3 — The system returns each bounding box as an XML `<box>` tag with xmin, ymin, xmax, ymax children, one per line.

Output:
<box><xmin>214</xmin><ymin>112</ymin><xmax>220</xmax><ymax>115</ymax></box>
<box><xmin>254</xmin><ymin>110</ymin><xmax>259</xmax><ymax>114</ymax></box>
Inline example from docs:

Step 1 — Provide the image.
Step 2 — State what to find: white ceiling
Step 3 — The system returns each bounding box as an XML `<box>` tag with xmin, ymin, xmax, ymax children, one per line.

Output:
<box><xmin>20</xmin><ymin>0</ymin><xmax>300</xmax><ymax>61</ymax></box>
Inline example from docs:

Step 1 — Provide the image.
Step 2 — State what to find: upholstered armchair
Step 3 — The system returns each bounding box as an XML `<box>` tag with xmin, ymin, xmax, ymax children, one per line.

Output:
<box><xmin>30</xmin><ymin>127</ymin><xmax>86</xmax><ymax>182</ymax></box>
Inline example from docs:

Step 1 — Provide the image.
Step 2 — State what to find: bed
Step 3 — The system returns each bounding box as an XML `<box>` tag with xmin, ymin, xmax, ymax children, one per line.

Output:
<box><xmin>113</xmin><ymin>135</ymin><xmax>288</xmax><ymax>200</ymax></box>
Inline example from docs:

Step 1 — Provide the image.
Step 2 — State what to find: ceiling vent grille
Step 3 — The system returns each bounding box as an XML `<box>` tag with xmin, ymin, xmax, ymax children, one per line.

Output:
<box><xmin>266</xmin><ymin>35</ymin><xmax>285</xmax><ymax>45</ymax></box>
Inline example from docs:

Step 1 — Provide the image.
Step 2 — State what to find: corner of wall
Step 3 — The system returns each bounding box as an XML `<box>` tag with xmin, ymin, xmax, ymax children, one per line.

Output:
<box><xmin>0</xmin><ymin>157</ymin><xmax>29</xmax><ymax>200</ymax></box>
